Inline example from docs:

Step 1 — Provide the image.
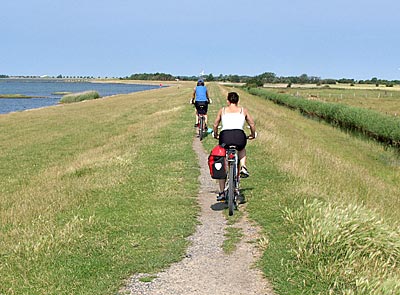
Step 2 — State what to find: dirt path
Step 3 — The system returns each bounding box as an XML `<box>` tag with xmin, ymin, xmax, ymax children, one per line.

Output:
<box><xmin>120</xmin><ymin>138</ymin><xmax>274</xmax><ymax>295</ymax></box>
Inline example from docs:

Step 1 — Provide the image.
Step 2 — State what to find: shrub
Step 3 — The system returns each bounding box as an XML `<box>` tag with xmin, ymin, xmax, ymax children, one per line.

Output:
<box><xmin>59</xmin><ymin>91</ymin><xmax>100</xmax><ymax>104</ymax></box>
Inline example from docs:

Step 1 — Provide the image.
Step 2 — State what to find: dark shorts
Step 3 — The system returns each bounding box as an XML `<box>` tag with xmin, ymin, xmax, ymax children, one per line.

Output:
<box><xmin>219</xmin><ymin>129</ymin><xmax>247</xmax><ymax>151</ymax></box>
<box><xmin>195</xmin><ymin>101</ymin><xmax>208</xmax><ymax>115</ymax></box>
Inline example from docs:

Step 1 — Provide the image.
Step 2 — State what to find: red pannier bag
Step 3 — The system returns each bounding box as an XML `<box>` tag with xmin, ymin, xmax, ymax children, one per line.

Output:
<box><xmin>208</xmin><ymin>145</ymin><xmax>227</xmax><ymax>179</ymax></box>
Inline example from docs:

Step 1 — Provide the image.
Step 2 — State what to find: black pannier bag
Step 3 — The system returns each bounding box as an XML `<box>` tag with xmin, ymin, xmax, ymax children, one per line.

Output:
<box><xmin>208</xmin><ymin>145</ymin><xmax>227</xmax><ymax>179</ymax></box>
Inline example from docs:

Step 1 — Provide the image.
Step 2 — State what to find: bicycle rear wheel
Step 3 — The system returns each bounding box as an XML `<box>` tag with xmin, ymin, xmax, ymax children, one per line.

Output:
<box><xmin>228</xmin><ymin>162</ymin><xmax>235</xmax><ymax>216</ymax></box>
<box><xmin>199</xmin><ymin>116</ymin><xmax>204</xmax><ymax>140</ymax></box>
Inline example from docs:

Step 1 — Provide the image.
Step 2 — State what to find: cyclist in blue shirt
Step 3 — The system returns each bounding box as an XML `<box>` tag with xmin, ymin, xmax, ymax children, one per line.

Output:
<box><xmin>191</xmin><ymin>79</ymin><xmax>210</xmax><ymax>129</ymax></box>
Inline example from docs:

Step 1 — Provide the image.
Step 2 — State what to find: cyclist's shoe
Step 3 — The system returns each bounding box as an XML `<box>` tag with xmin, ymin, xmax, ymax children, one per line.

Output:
<box><xmin>216</xmin><ymin>192</ymin><xmax>226</xmax><ymax>202</ymax></box>
<box><xmin>194</xmin><ymin>123</ymin><xmax>199</xmax><ymax>128</ymax></box>
<box><xmin>240</xmin><ymin>166</ymin><xmax>250</xmax><ymax>178</ymax></box>
<box><xmin>237</xmin><ymin>194</ymin><xmax>246</xmax><ymax>204</ymax></box>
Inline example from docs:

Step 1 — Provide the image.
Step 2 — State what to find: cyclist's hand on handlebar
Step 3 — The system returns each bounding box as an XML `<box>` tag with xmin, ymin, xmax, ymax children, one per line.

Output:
<box><xmin>189</xmin><ymin>98</ymin><xmax>194</xmax><ymax>104</ymax></box>
<box><xmin>247</xmin><ymin>132</ymin><xmax>258</xmax><ymax>140</ymax></box>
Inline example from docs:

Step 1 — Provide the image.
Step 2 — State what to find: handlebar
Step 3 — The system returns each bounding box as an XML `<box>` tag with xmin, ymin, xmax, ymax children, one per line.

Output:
<box><xmin>212</xmin><ymin>130</ymin><xmax>257</xmax><ymax>140</ymax></box>
<box><xmin>247</xmin><ymin>132</ymin><xmax>258</xmax><ymax>140</ymax></box>
<box><xmin>189</xmin><ymin>98</ymin><xmax>212</xmax><ymax>104</ymax></box>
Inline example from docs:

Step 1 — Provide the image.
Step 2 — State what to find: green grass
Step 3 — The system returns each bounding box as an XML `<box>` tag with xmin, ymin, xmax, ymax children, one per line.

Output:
<box><xmin>233</xmin><ymin>87</ymin><xmax>400</xmax><ymax>294</ymax></box>
<box><xmin>2</xmin><ymin>82</ymin><xmax>400</xmax><ymax>294</ymax></box>
<box><xmin>0</xmin><ymin>84</ymin><xmax>200</xmax><ymax>294</ymax></box>
<box><xmin>138</xmin><ymin>276</ymin><xmax>158</xmax><ymax>283</ymax></box>
<box><xmin>222</xmin><ymin>227</ymin><xmax>243</xmax><ymax>254</ymax></box>
<box><xmin>59</xmin><ymin>90</ymin><xmax>100</xmax><ymax>103</ymax></box>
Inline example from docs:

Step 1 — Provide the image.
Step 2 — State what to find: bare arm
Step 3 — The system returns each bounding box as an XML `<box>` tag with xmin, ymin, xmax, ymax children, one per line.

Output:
<box><xmin>206</xmin><ymin>89</ymin><xmax>210</xmax><ymax>103</ymax></box>
<box><xmin>191</xmin><ymin>88</ymin><xmax>196</xmax><ymax>103</ymax></box>
<box><xmin>213</xmin><ymin>108</ymin><xmax>223</xmax><ymax>137</ymax></box>
<box><xmin>244</xmin><ymin>108</ymin><xmax>256</xmax><ymax>138</ymax></box>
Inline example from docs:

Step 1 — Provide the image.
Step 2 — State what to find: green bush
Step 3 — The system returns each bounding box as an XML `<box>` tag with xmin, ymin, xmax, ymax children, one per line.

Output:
<box><xmin>59</xmin><ymin>91</ymin><xmax>100</xmax><ymax>104</ymax></box>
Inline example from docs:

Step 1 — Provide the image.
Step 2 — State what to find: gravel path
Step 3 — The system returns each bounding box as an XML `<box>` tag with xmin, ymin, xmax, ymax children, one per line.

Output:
<box><xmin>120</xmin><ymin>138</ymin><xmax>274</xmax><ymax>295</ymax></box>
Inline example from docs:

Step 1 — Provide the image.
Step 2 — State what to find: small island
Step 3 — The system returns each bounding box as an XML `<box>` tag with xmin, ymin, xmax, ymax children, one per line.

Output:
<box><xmin>0</xmin><ymin>94</ymin><xmax>44</xmax><ymax>99</ymax></box>
<box><xmin>52</xmin><ymin>92</ymin><xmax>72</xmax><ymax>95</ymax></box>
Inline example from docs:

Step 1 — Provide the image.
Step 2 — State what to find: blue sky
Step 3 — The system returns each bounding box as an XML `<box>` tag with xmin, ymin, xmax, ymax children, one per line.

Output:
<box><xmin>1</xmin><ymin>0</ymin><xmax>399</xmax><ymax>80</ymax></box>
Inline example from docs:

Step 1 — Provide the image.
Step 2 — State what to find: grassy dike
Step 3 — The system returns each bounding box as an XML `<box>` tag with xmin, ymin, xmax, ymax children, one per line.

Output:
<box><xmin>201</xmin><ymin>86</ymin><xmax>399</xmax><ymax>294</ymax></box>
<box><xmin>0</xmin><ymin>84</ymin><xmax>200</xmax><ymax>294</ymax></box>
<box><xmin>2</xmin><ymin>81</ymin><xmax>400</xmax><ymax>294</ymax></box>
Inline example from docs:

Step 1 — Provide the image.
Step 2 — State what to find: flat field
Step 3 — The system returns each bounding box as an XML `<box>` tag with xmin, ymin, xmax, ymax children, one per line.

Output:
<box><xmin>264</xmin><ymin>83</ymin><xmax>400</xmax><ymax>116</ymax></box>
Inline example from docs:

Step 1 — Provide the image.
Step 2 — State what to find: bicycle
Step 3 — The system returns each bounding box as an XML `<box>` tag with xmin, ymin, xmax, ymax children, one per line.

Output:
<box><xmin>213</xmin><ymin>129</ymin><xmax>257</xmax><ymax>216</ymax></box>
<box><xmin>190</xmin><ymin>99</ymin><xmax>211</xmax><ymax>141</ymax></box>
<box><xmin>224</xmin><ymin>143</ymin><xmax>240</xmax><ymax>216</ymax></box>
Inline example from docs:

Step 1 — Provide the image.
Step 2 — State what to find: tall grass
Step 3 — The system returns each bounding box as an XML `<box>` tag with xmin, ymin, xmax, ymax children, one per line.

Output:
<box><xmin>59</xmin><ymin>90</ymin><xmax>100</xmax><ymax>103</ymax></box>
<box><xmin>284</xmin><ymin>199</ymin><xmax>400</xmax><ymax>294</ymax></box>
<box><xmin>247</xmin><ymin>88</ymin><xmax>400</xmax><ymax>148</ymax></box>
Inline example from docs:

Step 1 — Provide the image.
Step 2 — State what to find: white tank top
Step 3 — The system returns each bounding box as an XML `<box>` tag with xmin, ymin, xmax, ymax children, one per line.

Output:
<box><xmin>221</xmin><ymin>107</ymin><xmax>245</xmax><ymax>131</ymax></box>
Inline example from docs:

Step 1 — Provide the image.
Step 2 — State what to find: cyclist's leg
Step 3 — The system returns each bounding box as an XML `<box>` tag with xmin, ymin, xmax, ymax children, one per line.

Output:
<box><xmin>203</xmin><ymin>103</ymin><xmax>209</xmax><ymax>127</ymax></box>
<box><xmin>195</xmin><ymin>102</ymin><xmax>203</xmax><ymax>127</ymax></box>
<box><xmin>230</xmin><ymin>130</ymin><xmax>248</xmax><ymax>177</ymax></box>
<box><xmin>238</xmin><ymin>149</ymin><xmax>250</xmax><ymax>177</ymax></box>
<box><xmin>238</xmin><ymin>149</ymin><xmax>246</xmax><ymax>166</ymax></box>
<box><xmin>194</xmin><ymin>101</ymin><xmax>200</xmax><ymax>127</ymax></box>
<box><xmin>216</xmin><ymin>178</ymin><xmax>226</xmax><ymax>201</ymax></box>
<box><xmin>195</xmin><ymin>110</ymin><xmax>199</xmax><ymax>127</ymax></box>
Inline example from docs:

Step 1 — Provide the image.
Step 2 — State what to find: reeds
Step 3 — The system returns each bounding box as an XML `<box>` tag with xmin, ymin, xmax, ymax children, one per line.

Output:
<box><xmin>247</xmin><ymin>88</ymin><xmax>400</xmax><ymax>148</ymax></box>
<box><xmin>59</xmin><ymin>90</ymin><xmax>100</xmax><ymax>103</ymax></box>
<box><xmin>284</xmin><ymin>199</ymin><xmax>400</xmax><ymax>294</ymax></box>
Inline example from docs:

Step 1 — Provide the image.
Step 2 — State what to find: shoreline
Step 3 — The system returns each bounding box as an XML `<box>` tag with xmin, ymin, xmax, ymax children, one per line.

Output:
<box><xmin>0</xmin><ymin>80</ymin><xmax>161</xmax><ymax>115</ymax></box>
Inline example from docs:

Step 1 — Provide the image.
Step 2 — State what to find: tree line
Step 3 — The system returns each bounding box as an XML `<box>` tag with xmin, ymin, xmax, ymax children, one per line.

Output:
<box><xmin>120</xmin><ymin>72</ymin><xmax>400</xmax><ymax>87</ymax></box>
<box><xmin>2</xmin><ymin>72</ymin><xmax>399</xmax><ymax>87</ymax></box>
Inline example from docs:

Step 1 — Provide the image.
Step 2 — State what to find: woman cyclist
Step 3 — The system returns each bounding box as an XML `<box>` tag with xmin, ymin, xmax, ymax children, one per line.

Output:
<box><xmin>212</xmin><ymin>91</ymin><xmax>256</xmax><ymax>201</ymax></box>
<box><xmin>191</xmin><ymin>79</ymin><xmax>210</xmax><ymax>129</ymax></box>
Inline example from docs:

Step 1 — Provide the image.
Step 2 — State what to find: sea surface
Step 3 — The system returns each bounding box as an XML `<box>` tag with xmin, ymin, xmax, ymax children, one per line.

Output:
<box><xmin>0</xmin><ymin>79</ymin><xmax>160</xmax><ymax>114</ymax></box>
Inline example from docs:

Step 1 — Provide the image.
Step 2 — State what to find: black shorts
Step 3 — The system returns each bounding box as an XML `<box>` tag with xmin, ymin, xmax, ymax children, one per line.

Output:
<box><xmin>195</xmin><ymin>101</ymin><xmax>208</xmax><ymax>115</ymax></box>
<box><xmin>219</xmin><ymin>129</ymin><xmax>247</xmax><ymax>151</ymax></box>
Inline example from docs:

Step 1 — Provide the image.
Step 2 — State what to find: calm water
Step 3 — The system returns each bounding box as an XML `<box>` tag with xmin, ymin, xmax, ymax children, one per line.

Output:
<box><xmin>0</xmin><ymin>79</ymin><xmax>160</xmax><ymax>114</ymax></box>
